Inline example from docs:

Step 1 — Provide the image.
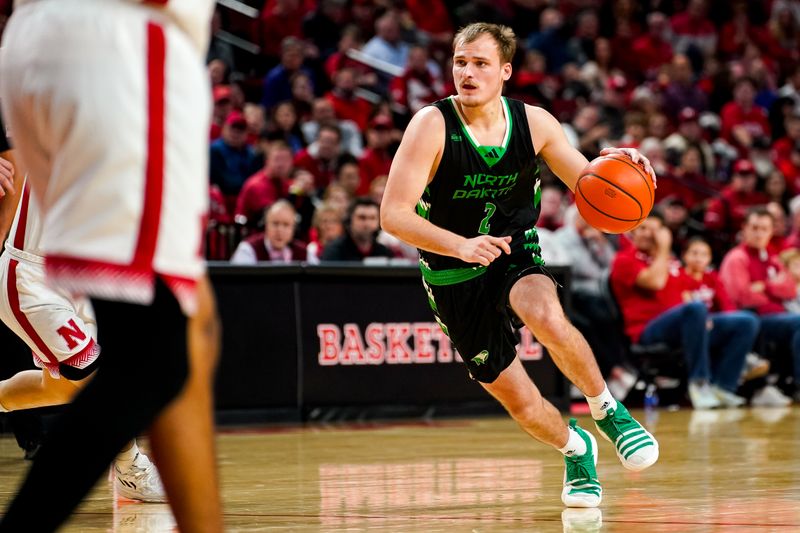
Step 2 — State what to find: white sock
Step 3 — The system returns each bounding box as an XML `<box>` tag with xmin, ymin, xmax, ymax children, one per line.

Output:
<box><xmin>115</xmin><ymin>441</ymin><xmax>139</xmax><ymax>470</ymax></box>
<box><xmin>586</xmin><ymin>384</ymin><xmax>617</xmax><ymax>421</ymax></box>
<box><xmin>559</xmin><ymin>426</ymin><xmax>588</xmax><ymax>457</ymax></box>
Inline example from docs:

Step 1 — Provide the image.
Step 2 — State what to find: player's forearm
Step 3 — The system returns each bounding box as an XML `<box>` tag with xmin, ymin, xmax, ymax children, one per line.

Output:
<box><xmin>381</xmin><ymin>207</ymin><xmax>465</xmax><ymax>259</ymax></box>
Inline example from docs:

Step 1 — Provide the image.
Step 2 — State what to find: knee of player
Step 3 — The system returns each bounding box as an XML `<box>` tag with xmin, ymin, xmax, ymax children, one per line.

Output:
<box><xmin>522</xmin><ymin>304</ymin><xmax>568</xmax><ymax>340</ymax></box>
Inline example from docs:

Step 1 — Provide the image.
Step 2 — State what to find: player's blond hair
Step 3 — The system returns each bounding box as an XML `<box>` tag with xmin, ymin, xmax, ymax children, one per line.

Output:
<box><xmin>453</xmin><ymin>22</ymin><xmax>517</xmax><ymax>64</ymax></box>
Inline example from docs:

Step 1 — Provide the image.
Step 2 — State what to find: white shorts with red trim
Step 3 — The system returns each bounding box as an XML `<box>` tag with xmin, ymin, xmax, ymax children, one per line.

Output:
<box><xmin>0</xmin><ymin>0</ymin><xmax>211</xmax><ymax>316</ymax></box>
<box><xmin>0</xmin><ymin>252</ymin><xmax>100</xmax><ymax>378</ymax></box>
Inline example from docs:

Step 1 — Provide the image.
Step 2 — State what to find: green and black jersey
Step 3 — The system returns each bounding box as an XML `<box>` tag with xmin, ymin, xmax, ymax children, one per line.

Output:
<box><xmin>417</xmin><ymin>96</ymin><xmax>543</xmax><ymax>286</ymax></box>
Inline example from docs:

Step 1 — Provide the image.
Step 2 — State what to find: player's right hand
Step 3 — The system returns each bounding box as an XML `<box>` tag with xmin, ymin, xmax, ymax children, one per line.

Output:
<box><xmin>457</xmin><ymin>235</ymin><xmax>512</xmax><ymax>266</ymax></box>
<box><xmin>0</xmin><ymin>157</ymin><xmax>15</xmax><ymax>198</ymax></box>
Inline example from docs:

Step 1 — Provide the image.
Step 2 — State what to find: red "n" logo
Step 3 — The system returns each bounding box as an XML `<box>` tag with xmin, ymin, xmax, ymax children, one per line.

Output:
<box><xmin>57</xmin><ymin>319</ymin><xmax>87</xmax><ymax>350</ymax></box>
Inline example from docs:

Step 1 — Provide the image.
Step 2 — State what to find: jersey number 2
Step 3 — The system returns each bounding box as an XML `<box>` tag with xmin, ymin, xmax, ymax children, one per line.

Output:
<box><xmin>478</xmin><ymin>202</ymin><xmax>496</xmax><ymax>235</ymax></box>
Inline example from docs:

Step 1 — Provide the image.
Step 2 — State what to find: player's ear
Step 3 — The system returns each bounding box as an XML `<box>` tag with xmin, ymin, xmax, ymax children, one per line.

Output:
<box><xmin>502</xmin><ymin>63</ymin><xmax>512</xmax><ymax>81</ymax></box>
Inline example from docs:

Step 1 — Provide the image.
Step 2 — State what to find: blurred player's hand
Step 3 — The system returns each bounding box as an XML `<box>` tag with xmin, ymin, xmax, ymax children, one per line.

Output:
<box><xmin>457</xmin><ymin>235</ymin><xmax>512</xmax><ymax>266</ymax></box>
<box><xmin>600</xmin><ymin>147</ymin><xmax>657</xmax><ymax>188</ymax></box>
<box><xmin>0</xmin><ymin>156</ymin><xmax>15</xmax><ymax>198</ymax></box>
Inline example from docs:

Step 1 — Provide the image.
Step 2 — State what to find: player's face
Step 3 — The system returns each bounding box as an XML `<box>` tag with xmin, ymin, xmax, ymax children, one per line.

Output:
<box><xmin>683</xmin><ymin>241</ymin><xmax>711</xmax><ymax>273</ymax></box>
<box><xmin>453</xmin><ymin>34</ymin><xmax>511</xmax><ymax>108</ymax></box>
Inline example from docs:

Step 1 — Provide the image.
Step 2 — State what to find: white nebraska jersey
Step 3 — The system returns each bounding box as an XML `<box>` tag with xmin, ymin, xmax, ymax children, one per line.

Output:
<box><xmin>1</xmin><ymin>0</ymin><xmax>213</xmax><ymax>315</ymax></box>
<box><xmin>13</xmin><ymin>0</ymin><xmax>214</xmax><ymax>54</ymax></box>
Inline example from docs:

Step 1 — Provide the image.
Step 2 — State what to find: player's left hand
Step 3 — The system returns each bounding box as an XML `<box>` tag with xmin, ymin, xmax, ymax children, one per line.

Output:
<box><xmin>600</xmin><ymin>147</ymin><xmax>658</xmax><ymax>188</ymax></box>
<box><xmin>0</xmin><ymin>156</ymin><xmax>15</xmax><ymax>198</ymax></box>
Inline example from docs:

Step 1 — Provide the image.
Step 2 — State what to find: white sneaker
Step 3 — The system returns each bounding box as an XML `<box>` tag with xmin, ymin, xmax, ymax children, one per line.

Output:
<box><xmin>607</xmin><ymin>369</ymin><xmax>637</xmax><ymax>401</ymax></box>
<box><xmin>740</xmin><ymin>353</ymin><xmax>770</xmax><ymax>383</ymax></box>
<box><xmin>688</xmin><ymin>382</ymin><xmax>722</xmax><ymax>409</ymax></box>
<box><xmin>114</xmin><ymin>452</ymin><xmax>167</xmax><ymax>503</ymax></box>
<box><xmin>710</xmin><ymin>385</ymin><xmax>746</xmax><ymax>408</ymax></box>
<box><xmin>750</xmin><ymin>385</ymin><xmax>792</xmax><ymax>407</ymax></box>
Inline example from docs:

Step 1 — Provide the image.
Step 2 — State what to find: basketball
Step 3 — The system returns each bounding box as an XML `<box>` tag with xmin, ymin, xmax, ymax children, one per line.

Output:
<box><xmin>575</xmin><ymin>154</ymin><xmax>655</xmax><ymax>234</ymax></box>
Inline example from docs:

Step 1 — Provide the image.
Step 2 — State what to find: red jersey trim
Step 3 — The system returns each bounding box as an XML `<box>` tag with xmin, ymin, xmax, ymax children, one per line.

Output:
<box><xmin>7</xmin><ymin>259</ymin><xmax>60</xmax><ymax>365</ymax></box>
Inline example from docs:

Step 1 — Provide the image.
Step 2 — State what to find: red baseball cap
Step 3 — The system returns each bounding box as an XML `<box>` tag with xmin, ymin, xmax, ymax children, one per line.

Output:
<box><xmin>213</xmin><ymin>85</ymin><xmax>232</xmax><ymax>103</ymax></box>
<box><xmin>678</xmin><ymin>107</ymin><xmax>698</xmax><ymax>123</ymax></box>
<box><xmin>733</xmin><ymin>159</ymin><xmax>756</xmax><ymax>175</ymax></box>
<box><xmin>225</xmin><ymin>111</ymin><xmax>247</xmax><ymax>128</ymax></box>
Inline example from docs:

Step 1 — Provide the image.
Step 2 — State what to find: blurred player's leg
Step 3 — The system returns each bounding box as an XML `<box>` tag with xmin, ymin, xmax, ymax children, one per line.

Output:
<box><xmin>149</xmin><ymin>276</ymin><xmax>223</xmax><ymax>531</ymax></box>
<box><xmin>0</xmin><ymin>280</ymin><xmax>189</xmax><ymax>531</ymax></box>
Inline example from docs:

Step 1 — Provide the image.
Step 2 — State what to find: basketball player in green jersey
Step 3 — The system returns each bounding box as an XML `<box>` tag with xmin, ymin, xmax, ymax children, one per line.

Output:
<box><xmin>382</xmin><ymin>23</ymin><xmax>659</xmax><ymax>508</ymax></box>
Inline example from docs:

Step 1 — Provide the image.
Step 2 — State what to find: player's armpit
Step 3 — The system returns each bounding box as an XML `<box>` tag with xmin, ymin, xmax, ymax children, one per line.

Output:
<box><xmin>526</xmin><ymin>106</ymin><xmax>588</xmax><ymax>192</ymax></box>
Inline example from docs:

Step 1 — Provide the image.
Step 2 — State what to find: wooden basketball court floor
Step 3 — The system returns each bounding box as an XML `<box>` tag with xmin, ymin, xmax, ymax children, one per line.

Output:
<box><xmin>2</xmin><ymin>407</ymin><xmax>800</xmax><ymax>532</ymax></box>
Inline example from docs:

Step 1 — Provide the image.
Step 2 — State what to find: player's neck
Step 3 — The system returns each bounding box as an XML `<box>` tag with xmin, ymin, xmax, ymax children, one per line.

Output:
<box><xmin>454</xmin><ymin>96</ymin><xmax>503</xmax><ymax>131</ymax></box>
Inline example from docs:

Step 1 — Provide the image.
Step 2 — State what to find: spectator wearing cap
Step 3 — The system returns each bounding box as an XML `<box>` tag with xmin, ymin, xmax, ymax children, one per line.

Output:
<box><xmin>664</xmin><ymin>107</ymin><xmax>716</xmax><ymax>177</ymax></box>
<box><xmin>632</xmin><ymin>12</ymin><xmax>674</xmax><ymax>80</ymax></box>
<box><xmin>210</xmin><ymin>85</ymin><xmax>234</xmax><ymax>141</ymax></box>
<box><xmin>235</xmin><ymin>141</ymin><xmax>295</xmax><ymax>229</ymax></box>
<box><xmin>663</xmin><ymin>54</ymin><xmax>708</xmax><ymax>118</ymax></box>
<box><xmin>294</xmin><ymin>124</ymin><xmax>345</xmax><ymax>191</ymax></box>
<box><xmin>231</xmin><ymin>200</ymin><xmax>308</xmax><ymax>264</ymax></box>
<box><xmin>704</xmin><ymin>159</ymin><xmax>770</xmax><ymax>244</ymax></box>
<box><xmin>357</xmin><ymin>116</ymin><xmax>394</xmax><ymax>196</ymax></box>
<box><xmin>325</xmin><ymin>68</ymin><xmax>373</xmax><ymax>131</ymax></box>
<box><xmin>301</xmin><ymin>98</ymin><xmax>363</xmax><ymax>158</ymax></box>
<box><xmin>720</xmin><ymin>207</ymin><xmax>800</xmax><ymax>402</ymax></box>
<box><xmin>721</xmin><ymin>77</ymin><xmax>771</xmax><ymax>153</ymax></box>
<box><xmin>361</xmin><ymin>13</ymin><xmax>410</xmax><ymax>70</ymax></box>
<box><xmin>263</xmin><ymin>37</ymin><xmax>315</xmax><ymax>111</ymax></box>
<box><xmin>390</xmin><ymin>45</ymin><xmax>446</xmax><ymax>116</ymax></box>
<box><xmin>210</xmin><ymin>111</ymin><xmax>260</xmax><ymax>213</ymax></box>
<box><xmin>669</xmin><ymin>0</ymin><xmax>717</xmax><ymax>56</ymax></box>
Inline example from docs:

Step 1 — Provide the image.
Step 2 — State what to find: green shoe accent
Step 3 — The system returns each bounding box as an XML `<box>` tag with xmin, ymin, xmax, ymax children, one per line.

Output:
<box><xmin>562</xmin><ymin>419</ymin><xmax>602</xmax><ymax>507</ymax></box>
<box><xmin>594</xmin><ymin>402</ymin><xmax>659</xmax><ymax>472</ymax></box>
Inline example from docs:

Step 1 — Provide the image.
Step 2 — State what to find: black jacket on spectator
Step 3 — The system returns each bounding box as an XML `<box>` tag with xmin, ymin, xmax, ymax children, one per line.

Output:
<box><xmin>320</xmin><ymin>234</ymin><xmax>394</xmax><ymax>262</ymax></box>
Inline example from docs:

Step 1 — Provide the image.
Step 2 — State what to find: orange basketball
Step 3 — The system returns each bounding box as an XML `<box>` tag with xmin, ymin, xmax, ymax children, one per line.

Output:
<box><xmin>575</xmin><ymin>154</ymin><xmax>655</xmax><ymax>234</ymax></box>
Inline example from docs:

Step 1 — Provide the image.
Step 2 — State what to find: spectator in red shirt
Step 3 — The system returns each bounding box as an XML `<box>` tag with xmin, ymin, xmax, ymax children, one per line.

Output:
<box><xmin>704</xmin><ymin>159</ymin><xmax>770</xmax><ymax>244</ymax></box>
<box><xmin>325</xmin><ymin>67</ymin><xmax>373</xmax><ymax>131</ymax></box>
<box><xmin>656</xmin><ymin>144</ymin><xmax>718</xmax><ymax>209</ymax></box>
<box><xmin>235</xmin><ymin>141</ymin><xmax>294</xmax><ymax>228</ymax></box>
<box><xmin>772</xmin><ymin>111</ymin><xmax>800</xmax><ymax>165</ymax></box>
<box><xmin>258</xmin><ymin>0</ymin><xmax>305</xmax><ymax>63</ymax></box>
<box><xmin>721</xmin><ymin>77</ymin><xmax>771</xmax><ymax>152</ymax></box>
<box><xmin>231</xmin><ymin>200</ymin><xmax>308</xmax><ymax>264</ymax></box>
<box><xmin>767</xmin><ymin>201</ymin><xmax>791</xmax><ymax>254</ymax></box>
<box><xmin>669</xmin><ymin>0</ymin><xmax>717</xmax><ymax>57</ymax></box>
<box><xmin>390</xmin><ymin>45</ymin><xmax>446</xmax><ymax>115</ymax></box>
<box><xmin>294</xmin><ymin>124</ymin><xmax>344</xmax><ymax>191</ymax></box>
<box><xmin>611</xmin><ymin>213</ymin><xmax>753</xmax><ymax>408</ymax></box>
<box><xmin>357</xmin><ymin>116</ymin><xmax>394</xmax><ymax>196</ymax></box>
<box><xmin>681</xmin><ymin>237</ymin><xmax>781</xmax><ymax>404</ymax></box>
<box><xmin>631</xmin><ymin>12</ymin><xmax>673</xmax><ymax>80</ymax></box>
<box><xmin>719</xmin><ymin>207</ymin><xmax>800</xmax><ymax>401</ymax></box>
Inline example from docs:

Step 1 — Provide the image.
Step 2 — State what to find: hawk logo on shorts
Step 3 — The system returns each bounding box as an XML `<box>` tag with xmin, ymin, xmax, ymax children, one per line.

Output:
<box><xmin>471</xmin><ymin>350</ymin><xmax>489</xmax><ymax>366</ymax></box>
